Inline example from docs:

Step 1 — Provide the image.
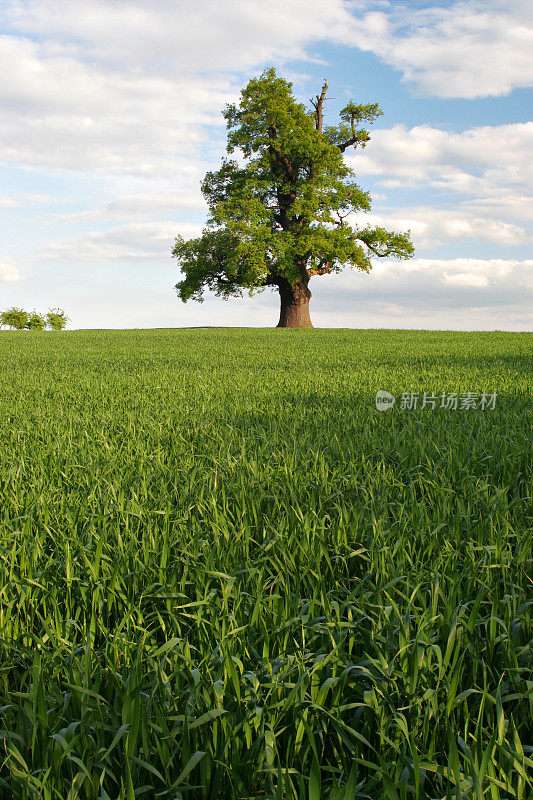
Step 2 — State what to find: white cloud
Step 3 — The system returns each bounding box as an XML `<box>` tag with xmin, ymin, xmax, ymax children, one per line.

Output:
<box><xmin>442</xmin><ymin>272</ymin><xmax>489</xmax><ymax>288</ymax></box>
<box><xmin>350</xmin><ymin>1</ymin><xmax>533</xmax><ymax>98</ymax></box>
<box><xmin>0</xmin><ymin>193</ymin><xmax>58</xmax><ymax>208</ymax></box>
<box><xmin>61</xmin><ymin>192</ymin><xmax>207</xmax><ymax>222</ymax></box>
<box><xmin>0</xmin><ymin>196</ymin><xmax>21</xmax><ymax>208</ymax></box>
<box><xmin>0</xmin><ymin>34</ymin><xmax>233</xmax><ymax>176</ymax></box>
<box><xmin>43</xmin><ymin>221</ymin><xmax>203</xmax><ymax>262</ymax></box>
<box><xmin>460</xmin><ymin>195</ymin><xmax>533</xmax><ymax>223</ymax></box>
<box><xmin>349</xmin><ymin>122</ymin><xmax>533</xmax><ymax>196</ymax></box>
<box><xmin>365</xmin><ymin>257</ymin><xmax>529</xmax><ymax>284</ymax></box>
<box><xmin>0</xmin><ymin>257</ymin><xmax>21</xmax><ymax>282</ymax></box>
<box><xmin>354</xmin><ymin>207</ymin><xmax>532</xmax><ymax>249</ymax></box>
<box><xmin>2</xmin><ymin>0</ymin><xmax>361</xmax><ymax>73</ymax></box>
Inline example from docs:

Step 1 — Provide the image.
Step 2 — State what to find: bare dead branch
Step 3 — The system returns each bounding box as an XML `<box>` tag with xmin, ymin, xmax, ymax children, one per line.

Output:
<box><xmin>310</xmin><ymin>79</ymin><xmax>328</xmax><ymax>133</ymax></box>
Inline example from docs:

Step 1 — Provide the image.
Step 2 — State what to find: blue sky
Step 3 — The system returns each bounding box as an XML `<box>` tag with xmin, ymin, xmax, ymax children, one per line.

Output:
<box><xmin>0</xmin><ymin>0</ymin><xmax>531</xmax><ymax>330</ymax></box>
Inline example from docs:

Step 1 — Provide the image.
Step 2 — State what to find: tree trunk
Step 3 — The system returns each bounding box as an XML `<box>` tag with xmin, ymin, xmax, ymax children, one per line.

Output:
<box><xmin>276</xmin><ymin>278</ymin><xmax>313</xmax><ymax>328</ymax></box>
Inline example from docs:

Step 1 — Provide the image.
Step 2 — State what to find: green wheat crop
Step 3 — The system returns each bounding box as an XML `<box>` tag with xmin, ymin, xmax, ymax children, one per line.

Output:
<box><xmin>0</xmin><ymin>329</ymin><xmax>531</xmax><ymax>799</ymax></box>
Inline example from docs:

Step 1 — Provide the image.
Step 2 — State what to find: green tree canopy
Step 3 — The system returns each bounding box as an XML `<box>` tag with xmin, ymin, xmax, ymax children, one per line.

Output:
<box><xmin>173</xmin><ymin>68</ymin><xmax>414</xmax><ymax>327</ymax></box>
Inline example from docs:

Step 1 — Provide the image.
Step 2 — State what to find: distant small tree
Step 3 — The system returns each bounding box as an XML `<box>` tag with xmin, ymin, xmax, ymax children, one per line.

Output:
<box><xmin>1</xmin><ymin>307</ymin><xmax>29</xmax><ymax>330</ymax></box>
<box><xmin>46</xmin><ymin>308</ymin><xmax>69</xmax><ymax>330</ymax></box>
<box><xmin>26</xmin><ymin>311</ymin><xmax>46</xmax><ymax>330</ymax></box>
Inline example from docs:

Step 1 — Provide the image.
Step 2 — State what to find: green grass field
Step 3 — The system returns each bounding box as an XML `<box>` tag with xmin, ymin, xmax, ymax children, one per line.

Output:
<box><xmin>0</xmin><ymin>328</ymin><xmax>531</xmax><ymax>799</ymax></box>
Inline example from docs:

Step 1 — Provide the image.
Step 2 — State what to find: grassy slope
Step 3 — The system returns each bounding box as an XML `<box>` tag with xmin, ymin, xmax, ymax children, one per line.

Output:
<box><xmin>0</xmin><ymin>329</ymin><xmax>531</xmax><ymax>799</ymax></box>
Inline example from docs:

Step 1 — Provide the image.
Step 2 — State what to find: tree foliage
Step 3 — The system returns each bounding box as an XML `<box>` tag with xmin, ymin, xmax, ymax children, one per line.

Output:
<box><xmin>173</xmin><ymin>69</ymin><xmax>413</xmax><ymax>325</ymax></box>
<box><xmin>46</xmin><ymin>309</ymin><xmax>69</xmax><ymax>331</ymax></box>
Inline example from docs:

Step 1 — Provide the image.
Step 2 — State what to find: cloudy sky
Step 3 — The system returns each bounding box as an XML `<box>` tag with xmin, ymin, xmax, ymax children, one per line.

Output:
<box><xmin>0</xmin><ymin>0</ymin><xmax>532</xmax><ymax>330</ymax></box>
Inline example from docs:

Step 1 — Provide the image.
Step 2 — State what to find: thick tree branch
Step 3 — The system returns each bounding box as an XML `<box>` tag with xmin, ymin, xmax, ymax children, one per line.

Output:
<box><xmin>338</xmin><ymin>137</ymin><xmax>357</xmax><ymax>153</ymax></box>
<box><xmin>338</xmin><ymin>131</ymin><xmax>370</xmax><ymax>153</ymax></box>
<box><xmin>307</xmin><ymin>260</ymin><xmax>332</xmax><ymax>278</ymax></box>
<box><xmin>333</xmin><ymin>210</ymin><xmax>351</xmax><ymax>227</ymax></box>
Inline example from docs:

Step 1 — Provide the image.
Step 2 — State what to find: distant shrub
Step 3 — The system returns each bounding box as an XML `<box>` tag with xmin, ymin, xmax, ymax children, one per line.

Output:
<box><xmin>0</xmin><ymin>307</ymin><xmax>29</xmax><ymax>330</ymax></box>
<box><xmin>46</xmin><ymin>308</ymin><xmax>69</xmax><ymax>331</ymax></box>
<box><xmin>26</xmin><ymin>311</ymin><xmax>47</xmax><ymax>330</ymax></box>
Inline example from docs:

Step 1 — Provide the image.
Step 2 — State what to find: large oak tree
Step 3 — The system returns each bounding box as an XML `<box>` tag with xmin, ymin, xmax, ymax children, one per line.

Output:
<box><xmin>173</xmin><ymin>69</ymin><xmax>414</xmax><ymax>328</ymax></box>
